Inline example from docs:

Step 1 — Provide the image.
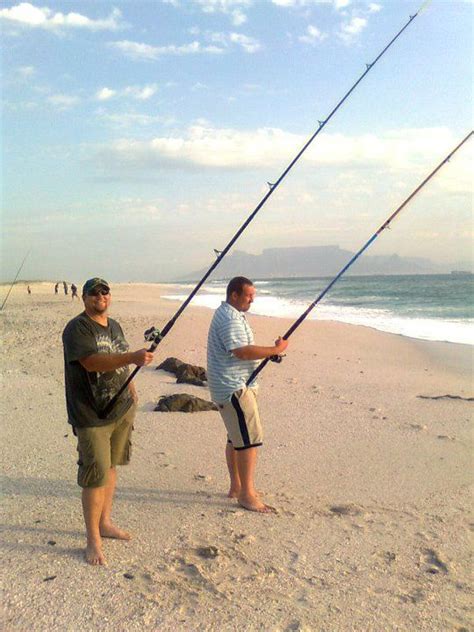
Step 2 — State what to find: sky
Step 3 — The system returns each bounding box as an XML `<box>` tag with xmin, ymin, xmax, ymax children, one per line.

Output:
<box><xmin>1</xmin><ymin>0</ymin><xmax>473</xmax><ymax>283</ymax></box>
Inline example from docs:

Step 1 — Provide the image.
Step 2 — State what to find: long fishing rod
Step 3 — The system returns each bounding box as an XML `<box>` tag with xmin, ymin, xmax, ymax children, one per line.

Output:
<box><xmin>0</xmin><ymin>250</ymin><xmax>31</xmax><ymax>311</ymax></box>
<box><xmin>100</xmin><ymin>4</ymin><xmax>428</xmax><ymax>418</ymax></box>
<box><xmin>245</xmin><ymin>131</ymin><xmax>473</xmax><ymax>385</ymax></box>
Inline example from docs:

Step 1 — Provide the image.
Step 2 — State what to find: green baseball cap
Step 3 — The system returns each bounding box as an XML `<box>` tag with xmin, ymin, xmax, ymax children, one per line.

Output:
<box><xmin>82</xmin><ymin>277</ymin><xmax>110</xmax><ymax>295</ymax></box>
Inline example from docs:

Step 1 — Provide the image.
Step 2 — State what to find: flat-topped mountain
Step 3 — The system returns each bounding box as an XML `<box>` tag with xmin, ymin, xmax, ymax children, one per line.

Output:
<box><xmin>183</xmin><ymin>245</ymin><xmax>455</xmax><ymax>280</ymax></box>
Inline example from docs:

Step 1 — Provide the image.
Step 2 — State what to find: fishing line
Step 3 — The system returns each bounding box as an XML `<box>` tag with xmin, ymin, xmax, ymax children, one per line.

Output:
<box><xmin>101</xmin><ymin>5</ymin><xmax>428</xmax><ymax>418</ymax></box>
<box><xmin>245</xmin><ymin>131</ymin><xmax>473</xmax><ymax>386</ymax></box>
<box><xmin>0</xmin><ymin>250</ymin><xmax>31</xmax><ymax>311</ymax></box>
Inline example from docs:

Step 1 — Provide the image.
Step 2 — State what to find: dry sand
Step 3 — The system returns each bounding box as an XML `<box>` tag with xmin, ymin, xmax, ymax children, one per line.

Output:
<box><xmin>1</xmin><ymin>282</ymin><xmax>473</xmax><ymax>631</ymax></box>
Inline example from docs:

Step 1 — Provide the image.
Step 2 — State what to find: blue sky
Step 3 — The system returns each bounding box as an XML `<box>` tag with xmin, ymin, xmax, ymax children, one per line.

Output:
<box><xmin>1</xmin><ymin>0</ymin><xmax>472</xmax><ymax>282</ymax></box>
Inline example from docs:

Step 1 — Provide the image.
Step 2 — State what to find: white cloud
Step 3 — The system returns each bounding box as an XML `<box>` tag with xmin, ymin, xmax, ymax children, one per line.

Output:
<box><xmin>299</xmin><ymin>24</ymin><xmax>327</xmax><ymax>45</ymax></box>
<box><xmin>368</xmin><ymin>3</ymin><xmax>382</xmax><ymax>13</ymax></box>
<box><xmin>0</xmin><ymin>3</ymin><xmax>123</xmax><ymax>31</ymax></box>
<box><xmin>47</xmin><ymin>94</ymin><xmax>80</xmax><ymax>109</ymax></box>
<box><xmin>272</xmin><ymin>0</ymin><xmax>350</xmax><ymax>9</ymax></box>
<box><xmin>339</xmin><ymin>16</ymin><xmax>367</xmax><ymax>42</ymax></box>
<box><xmin>191</xmin><ymin>82</ymin><xmax>208</xmax><ymax>91</ymax></box>
<box><xmin>231</xmin><ymin>9</ymin><xmax>247</xmax><ymax>25</ymax></box>
<box><xmin>95</xmin><ymin>84</ymin><xmax>158</xmax><ymax>101</ymax></box>
<box><xmin>228</xmin><ymin>32</ymin><xmax>261</xmax><ymax>52</ymax></box>
<box><xmin>193</xmin><ymin>0</ymin><xmax>252</xmax><ymax>24</ymax></box>
<box><xmin>17</xmin><ymin>65</ymin><xmax>35</xmax><ymax>77</ymax></box>
<box><xmin>110</xmin><ymin>39</ymin><xmax>225</xmax><ymax>60</ymax></box>
<box><xmin>124</xmin><ymin>84</ymin><xmax>158</xmax><ymax>100</ymax></box>
<box><xmin>93</xmin><ymin>126</ymin><xmax>473</xmax><ymax>194</ymax></box>
<box><xmin>208</xmin><ymin>31</ymin><xmax>261</xmax><ymax>53</ymax></box>
<box><xmin>271</xmin><ymin>0</ymin><xmax>299</xmax><ymax>5</ymax></box>
<box><xmin>96</xmin><ymin>111</ymin><xmax>177</xmax><ymax>129</ymax></box>
<box><xmin>111</xmin><ymin>32</ymin><xmax>261</xmax><ymax>60</ymax></box>
<box><xmin>96</xmin><ymin>87</ymin><xmax>116</xmax><ymax>101</ymax></box>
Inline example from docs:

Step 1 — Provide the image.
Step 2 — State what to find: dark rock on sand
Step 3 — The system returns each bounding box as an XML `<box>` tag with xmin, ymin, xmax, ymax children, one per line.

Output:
<box><xmin>177</xmin><ymin>375</ymin><xmax>206</xmax><ymax>387</ymax></box>
<box><xmin>154</xmin><ymin>394</ymin><xmax>218</xmax><ymax>413</ymax></box>
<box><xmin>156</xmin><ymin>357</ymin><xmax>184</xmax><ymax>374</ymax></box>
<box><xmin>157</xmin><ymin>357</ymin><xmax>208</xmax><ymax>386</ymax></box>
<box><xmin>176</xmin><ymin>363</ymin><xmax>207</xmax><ymax>386</ymax></box>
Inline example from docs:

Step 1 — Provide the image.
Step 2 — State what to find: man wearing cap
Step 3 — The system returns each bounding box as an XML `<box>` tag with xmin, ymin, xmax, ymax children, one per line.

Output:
<box><xmin>62</xmin><ymin>278</ymin><xmax>154</xmax><ymax>566</ymax></box>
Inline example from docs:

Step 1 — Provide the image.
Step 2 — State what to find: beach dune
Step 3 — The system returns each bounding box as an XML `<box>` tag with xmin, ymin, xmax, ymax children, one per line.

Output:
<box><xmin>1</xmin><ymin>282</ymin><xmax>472</xmax><ymax>631</ymax></box>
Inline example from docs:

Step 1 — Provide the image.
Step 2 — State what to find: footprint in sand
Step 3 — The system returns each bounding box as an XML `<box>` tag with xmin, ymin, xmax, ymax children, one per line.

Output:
<box><xmin>195</xmin><ymin>546</ymin><xmax>219</xmax><ymax>559</ymax></box>
<box><xmin>409</xmin><ymin>423</ymin><xmax>427</xmax><ymax>431</ymax></box>
<box><xmin>423</xmin><ymin>548</ymin><xmax>449</xmax><ymax>574</ymax></box>
<box><xmin>329</xmin><ymin>504</ymin><xmax>362</xmax><ymax>517</ymax></box>
<box><xmin>286</xmin><ymin>621</ymin><xmax>312</xmax><ymax>632</ymax></box>
<box><xmin>437</xmin><ymin>434</ymin><xmax>456</xmax><ymax>441</ymax></box>
<box><xmin>399</xmin><ymin>588</ymin><xmax>425</xmax><ymax>604</ymax></box>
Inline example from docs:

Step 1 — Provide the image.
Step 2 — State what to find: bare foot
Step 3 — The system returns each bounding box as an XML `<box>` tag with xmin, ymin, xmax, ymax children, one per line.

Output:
<box><xmin>228</xmin><ymin>488</ymin><xmax>264</xmax><ymax>499</ymax></box>
<box><xmin>85</xmin><ymin>541</ymin><xmax>107</xmax><ymax>566</ymax></box>
<box><xmin>238</xmin><ymin>495</ymin><xmax>276</xmax><ymax>514</ymax></box>
<box><xmin>99</xmin><ymin>523</ymin><xmax>132</xmax><ymax>540</ymax></box>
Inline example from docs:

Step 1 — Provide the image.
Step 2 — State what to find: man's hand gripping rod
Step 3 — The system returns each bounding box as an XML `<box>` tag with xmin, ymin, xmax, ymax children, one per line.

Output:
<box><xmin>99</xmin><ymin>323</ymin><xmax>171</xmax><ymax>418</ymax></box>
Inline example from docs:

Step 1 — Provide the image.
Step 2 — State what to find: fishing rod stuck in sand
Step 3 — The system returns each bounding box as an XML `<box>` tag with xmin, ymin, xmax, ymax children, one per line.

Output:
<box><xmin>0</xmin><ymin>250</ymin><xmax>31</xmax><ymax>311</ymax></box>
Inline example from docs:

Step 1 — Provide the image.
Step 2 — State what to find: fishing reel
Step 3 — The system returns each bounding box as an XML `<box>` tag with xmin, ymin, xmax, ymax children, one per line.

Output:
<box><xmin>144</xmin><ymin>326</ymin><xmax>162</xmax><ymax>344</ymax></box>
<box><xmin>270</xmin><ymin>354</ymin><xmax>285</xmax><ymax>364</ymax></box>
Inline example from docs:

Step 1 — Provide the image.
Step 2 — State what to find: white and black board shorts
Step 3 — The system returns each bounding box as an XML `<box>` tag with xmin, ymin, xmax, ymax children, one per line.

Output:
<box><xmin>217</xmin><ymin>386</ymin><xmax>262</xmax><ymax>450</ymax></box>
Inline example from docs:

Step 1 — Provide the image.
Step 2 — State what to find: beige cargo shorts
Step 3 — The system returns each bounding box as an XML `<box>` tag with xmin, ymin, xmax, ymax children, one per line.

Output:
<box><xmin>75</xmin><ymin>404</ymin><xmax>136</xmax><ymax>488</ymax></box>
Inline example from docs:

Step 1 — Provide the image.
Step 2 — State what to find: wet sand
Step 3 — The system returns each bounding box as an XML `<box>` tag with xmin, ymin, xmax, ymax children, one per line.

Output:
<box><xmin>1</xmin><ymin>282</ymin><xmax>473</xmax><ymax>631</ymax></box>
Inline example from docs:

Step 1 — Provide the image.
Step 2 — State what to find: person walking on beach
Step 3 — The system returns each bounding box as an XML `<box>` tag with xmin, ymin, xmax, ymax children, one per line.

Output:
<box><xmin>27</xmin><ymin>285</ymin><xmax>31</xmax><ymax>295</ymax></box>
<box><xmin>71</xmin><ymin>283</ymin><xmax>78</xmax><ymax>300</ymax></box>
<box><xmin>62</xmin><ymin>277</ymin><xmax>154</xmax><ymax>566</ymax></box>
<box><xmin>207</xmin><ymin>276</ymin><xmax>288</xmax><ymax>513</ymax></box>
<box><xmin>63</xmin><ymin>281</ymin><xmax>68</xmax><ymax>295</ymax></box>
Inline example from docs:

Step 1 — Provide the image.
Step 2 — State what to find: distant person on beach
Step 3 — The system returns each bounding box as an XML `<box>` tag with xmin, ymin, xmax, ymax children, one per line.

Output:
<box><xmin>71</xmin><ymin>283</ymin><xmax>78</xmax><ymax>300</ymax></box>
<box><xmin>207</xmin><ymin>276</ymin><xmax>288</xmax><ymax>513</ymax></box>
<box><xmin>62</xmin><ymin>277</ymin><xmax>154</xmax><ymax>566</ymax></box>
<box><xmin>63</xmin><ymin>281</ymin><xmax>68</xmax><ymax>295</ymax></box>
<box><xmin>27</xmin><ymin>285</ymin><xmax>31</xmax><ymax>295</ymax></box>
<box><xmin>54</xmin><ymin>283</ymin><xmax>59</xmax><ymax>294</ymax></box>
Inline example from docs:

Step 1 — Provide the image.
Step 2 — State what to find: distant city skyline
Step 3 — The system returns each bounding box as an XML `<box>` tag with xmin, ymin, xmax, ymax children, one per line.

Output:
<box><xmin>2</xmin><ymin>0</ymin><xmax>472</xmax><ymax>282</ymax></box>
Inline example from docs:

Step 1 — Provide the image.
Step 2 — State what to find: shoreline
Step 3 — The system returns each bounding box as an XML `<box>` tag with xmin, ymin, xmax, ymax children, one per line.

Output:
<box><xmin>158</xmin><ymin>283</ymin><xmax>474</xmax><ymax>348</ymax></box>
<box><xmin>2</xmin><ymin>280</ymin><xmax>473</xmax><ymax>354</ymax></box>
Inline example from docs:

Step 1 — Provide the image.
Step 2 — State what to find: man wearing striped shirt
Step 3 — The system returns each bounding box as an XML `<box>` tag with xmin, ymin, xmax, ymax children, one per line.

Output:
<box><xmin>207</xmin><ymin>276</ymin><xmax>288</xmax><ymax>513</ymax></box>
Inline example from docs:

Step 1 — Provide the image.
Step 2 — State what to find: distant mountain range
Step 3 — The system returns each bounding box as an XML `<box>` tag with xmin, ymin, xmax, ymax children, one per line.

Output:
<box><xmin>182</xmin><ymin>246</ymin><xmax>473</xmax><ymax>280</ymax></box>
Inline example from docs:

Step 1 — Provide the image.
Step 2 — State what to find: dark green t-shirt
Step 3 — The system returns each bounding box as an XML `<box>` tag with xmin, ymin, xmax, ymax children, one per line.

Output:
<box><xmin>62</xmin><ymin>312</ymin><xmax>133</xmax><ymax>427</ymax></box>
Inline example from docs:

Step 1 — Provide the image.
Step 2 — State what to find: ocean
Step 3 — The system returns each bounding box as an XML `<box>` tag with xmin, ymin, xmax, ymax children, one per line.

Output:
<box><xmin>162</xmin><ymin>274</ymin><xmax>474</xmax><ymax>346</ymax></box>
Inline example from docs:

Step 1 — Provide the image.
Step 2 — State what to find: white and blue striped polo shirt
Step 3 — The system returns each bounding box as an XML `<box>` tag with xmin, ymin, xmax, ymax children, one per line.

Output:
<box><xmin>207</xmin><ymin>301</ymin><xmax>259</xmax><ymax>404</ymax></box>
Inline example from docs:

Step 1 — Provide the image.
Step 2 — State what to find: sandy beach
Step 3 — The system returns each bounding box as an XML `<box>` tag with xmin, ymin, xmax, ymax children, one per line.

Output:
<box><xmin>1</xmin><ymin>281</ymin><xmax>472</xmax><ymax>631</ymax></box>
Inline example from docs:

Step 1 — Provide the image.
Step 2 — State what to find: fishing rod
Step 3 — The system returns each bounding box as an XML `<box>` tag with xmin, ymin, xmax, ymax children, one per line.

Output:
<box><xmin>245</xmin><ymin>131</ymin><xmax>474</xmax><ymax>385</ymax></box>
<box><xmin>0</xmin><ymin>250</ymin><xmax>31</xmax><ymax>311</ymax></box>
<box><xmin>100</xmin><ymin>4</ymin><xmax>428</xmax><ymax>418</ymax></box>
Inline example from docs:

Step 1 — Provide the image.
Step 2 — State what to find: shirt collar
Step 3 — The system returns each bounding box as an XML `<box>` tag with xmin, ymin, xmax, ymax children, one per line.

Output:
<box><xmin>222</xmin><ymin>301</ymin><xmax>246</xmax><ymax>319</ymax></box>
